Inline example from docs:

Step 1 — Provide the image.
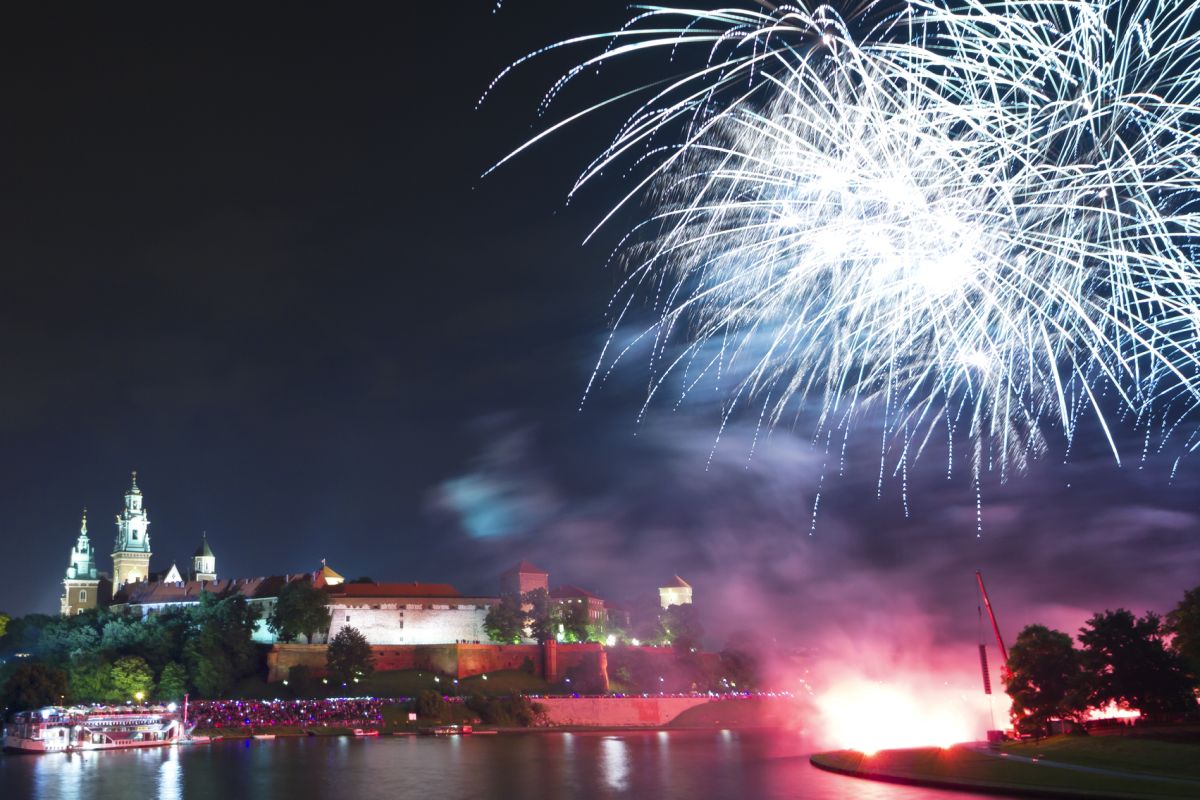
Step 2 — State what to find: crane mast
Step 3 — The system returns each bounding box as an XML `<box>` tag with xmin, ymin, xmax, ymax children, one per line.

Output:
<box><xmin>976</xmin><ymin>570</ymin><xmax>1010</xmax><ymax>680</ymax></box>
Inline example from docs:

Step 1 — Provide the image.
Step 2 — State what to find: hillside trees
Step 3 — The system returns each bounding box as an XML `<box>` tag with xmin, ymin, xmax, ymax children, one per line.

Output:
<box><xmin>1006</xmin><ymin>625</ymin><xmax>1090</xmax><ymax>735</ymax></box>
<box><xmin>268</xmin><ymin>581</ymin><xmax>331</xmax><ymax>643</ymax></box>
<box><xmin>2</xmin><ymin>663</ymin><xmax>68</xmax><ymax>712</ymax></box>
<box><xmin>110</xmin><ymin>655</ymin><xmax>155</xmax><ymax>700</ymax></box>
<box><xmin>484</xmin><ymin>593</ymin><xmax>525</xmax><ymax>644</ymax></box>
<box><xmin>327</xmin><ymin>626</ymin><xmax>374</xmax><ymax>685</ymax></box>
<box><xmin>1165</xmin><ymin>585</ymin><xmax>1200</xmax><ymax>686</ymax></box>
<box><xmin>184</xmin><ymin>593</ymin><xmax>261</xmax><ymax>698</ymax></box>
<box><xmin>1078</xmin><ymin>609</ymin><xmax>1195</xmax><ymax>714</ymax></box>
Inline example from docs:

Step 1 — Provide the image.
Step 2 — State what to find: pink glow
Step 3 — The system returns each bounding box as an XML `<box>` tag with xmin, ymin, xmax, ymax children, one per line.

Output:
<box><xmin>814</xmin><ymin>676</ymin><xmax>983</xmax><ymax>754</ymax></box>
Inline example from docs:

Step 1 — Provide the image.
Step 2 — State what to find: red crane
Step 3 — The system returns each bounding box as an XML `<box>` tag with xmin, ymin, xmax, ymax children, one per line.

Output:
<box><xmin>976</xmin><ymin>570</ymin><xmax>1011</xmax><ymax>687</ymax></box>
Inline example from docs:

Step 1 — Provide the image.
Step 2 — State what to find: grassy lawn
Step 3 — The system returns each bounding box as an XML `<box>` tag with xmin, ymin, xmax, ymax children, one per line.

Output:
<box><xmin>1003</xmin><ymin>735</ymin><xmax>1200</xmax><ymax>782</ymax></box>
<box><xmin>455</xmin><ymin>669</ymin><xmax>550</xmax><ymax>697</ymax></box>
<box><xmin>812</xmin><ymin>738</ymin><xmax>1200</xmax><ymax>800</ymax></box>
<box><xmin>356</xmin><ymin>669</ymin><xmax>445</xmax><ymax>698</ymax></box>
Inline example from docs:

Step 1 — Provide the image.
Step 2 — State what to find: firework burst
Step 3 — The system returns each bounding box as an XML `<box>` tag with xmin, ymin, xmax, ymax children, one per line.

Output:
<box><xmin>488</xmin><ymin>1</ymin><xmax>1200</xmax><ymax>502</ymax></box>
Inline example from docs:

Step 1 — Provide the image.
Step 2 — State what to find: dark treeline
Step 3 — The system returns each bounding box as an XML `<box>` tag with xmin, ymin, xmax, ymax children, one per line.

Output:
<box><xmin>0</xmin><ymin>593</ymin><xmax>263</xmax><ymax>713</ymax></box>
<box><xmin>1005</xmin><ymin>583</ymin><xmax>1200</xmax><ymax>735</ymax></box>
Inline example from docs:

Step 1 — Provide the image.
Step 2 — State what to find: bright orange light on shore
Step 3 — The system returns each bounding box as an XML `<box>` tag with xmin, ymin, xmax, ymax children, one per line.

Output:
<box><xmin>815</xmin><ymin>679</ymin><xmax>977</xmax><ymax>755</ymax></box>
<box><xmin>1087</xmin><ymin>703</ymin><xmax>1140</xmax><ymax>721</ymax></box>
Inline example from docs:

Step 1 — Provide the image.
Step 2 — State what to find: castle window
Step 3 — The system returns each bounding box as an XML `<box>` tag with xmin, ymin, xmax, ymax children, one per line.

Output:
<box><xmin>345</xmin><ymin>615</ymin><xmax>351</xmax><ymax>622</ymax></box>
<box><xmin>79</xmin><ymin>590</ymin><xmax>87</xmax><ymax>602</ymax></box>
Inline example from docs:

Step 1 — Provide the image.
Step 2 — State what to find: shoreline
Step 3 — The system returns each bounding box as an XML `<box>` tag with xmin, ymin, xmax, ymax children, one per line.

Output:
<box><xmin>809</xmin><ymin>751</ymin><xmax>1085</xmax><ymax>800</ymax></box>
<box><xmin>192</xmin><ymin>722</ymin><xmax>789</xmax><ymax>740</ymax></box>
<box><xmin>809</xmin><ymin>741</ymin><xmax>1200</xmax><ymax>800</ymax></box>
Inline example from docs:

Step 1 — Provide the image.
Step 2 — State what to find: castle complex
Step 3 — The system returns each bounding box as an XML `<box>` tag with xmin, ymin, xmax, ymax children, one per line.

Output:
<box><xmin>58</xmin><ymin>474</ymin><xmax>693</xmax><ymax>648</ymax></box>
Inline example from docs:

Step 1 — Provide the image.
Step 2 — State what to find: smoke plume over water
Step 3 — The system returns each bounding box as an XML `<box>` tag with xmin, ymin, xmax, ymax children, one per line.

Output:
<box><xmin>431</xmin><ymin>406</ymin><xmax>1199</xmax><ymax>748</ymax></box>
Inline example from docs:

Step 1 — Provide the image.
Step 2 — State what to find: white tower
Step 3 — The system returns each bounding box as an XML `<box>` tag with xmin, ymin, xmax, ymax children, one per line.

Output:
<box><xmin>659</xmin><ymin>575</ymin><xmax>693</xmax><ymax>609</ymax></box>
<box><xmin>112</xmin><ymin>471</ymin><xmax>152</xmax><ymax>597</ymax></box>
<box><xmin>192</xmin><ymin>532</ymin><xmax>216</xmax><ymax>582</ymax></box>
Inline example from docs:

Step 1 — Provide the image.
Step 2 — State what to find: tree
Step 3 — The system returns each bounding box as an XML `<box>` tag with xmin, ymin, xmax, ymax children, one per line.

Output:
<box><xmin>69</xmin><ymin>656</ymin><xmax>117</xmax><ymax>703</ymax></box>
<box><xmin>484</xmin><ymin>593</ymin><xmax>525</xmax><ymax>644</ymax></box>
<box><xmin>269</xmin><ymin>581</ymin><xmax>331</xmax><ymax>643</ymax></box>
<box><xmin>183</xmin><ymin>592</ymin><xmax>261</xmax><ymax>698</ymax></box>
<box><xmin>720</xmin><ymin>630</ymin><xmax>763</xmax><ymax>690</ymax></box>
<box><xmin>1</xmin><ymin>614</ymin><xmax>56</xmax><ymax>657</ymax></box>
<box><xmin>157</xmin><ymin>662</ymin><xmax>188</xmax><ymax>701</ymax></box>
<box><xmin>560</xmin><ymin>602</ymin><xmax>590</xmax><ymax>643</ymax></box>
<box><xmin>1165</xmin><ymin>585</ymin><xmax>1200</xmax><ymax>687</ymax></box>
<box><xmin>2</xmin><ymin>663</ymin><xmax>69</xmax><ymax>712</ymax></box>
<box><xmin>523</xmin><ymin>588</ymin><xmax>558</xmax><ymax>644</ymax></box>
<box><xmin>661</xmin><ymin>604</ymin><xmax>704</xmax><ymax>653</ymax></box>
<box><xmin>326</xmin><ymin>626</ymin><xmax>374</xmax><ymax>685</ymax></box>
<box><xmin>415</xmin><ymin>689</ymin><xmax>447</xmax><ymax>720</ymax></box>
<box><xmin>38</xmin><ymin>620</ymin><xmax>100</xmax><ymax>666</ymax></box>
<box><xmin>111</xmin><ymin>655</ymin><xmax>155</xmax><ymax>701</ymax></box>
<box><xmin>1079</xmin><ymin>609</ymin><xmax>1196</xmax><ymax>715</ymax></box>
<box><xmin>1005</xmin><ymin>625</ymin><xmax>1089</xmax><ymax>736</ymax></box>
<box><xmin>0</xmin><ymin>612</ymin><xmax>9</xmax><ymax>639</ymax></box>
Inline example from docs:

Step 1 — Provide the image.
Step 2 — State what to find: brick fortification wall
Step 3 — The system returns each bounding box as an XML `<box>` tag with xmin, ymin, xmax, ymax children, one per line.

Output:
<box><xmin>267</xmin><ymin>642</ymin><xmax>607</xmax><ymax>685</ymax></box>
<box><xmin>536</xmin><ymin>696</ymin><xmax>712</xmax><ymax>726</ymax></box>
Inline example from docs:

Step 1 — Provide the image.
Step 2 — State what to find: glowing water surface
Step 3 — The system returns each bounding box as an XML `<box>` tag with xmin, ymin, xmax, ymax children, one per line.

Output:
<box><xmin>0</xmin><ymin>730</ymin><xmax>1012</xmax><ymax>799</ymax></box>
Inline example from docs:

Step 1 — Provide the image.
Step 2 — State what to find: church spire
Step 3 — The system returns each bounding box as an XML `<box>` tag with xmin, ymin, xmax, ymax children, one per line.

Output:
<box><xmin>62</xmin><ymin>507</ymin><xmax>99</xmax><ymax>616</ymax></box>
<box><xmin>66</xmin><ymin>508</ymin><xmax>97</xmax><ymax>580</ymax></box>
<box><xmin>112</xmin><ymin>471</ymin><xmax>152</xmax><ymax>596</ymax></box>
<box><xmin>192</xmin><ymin>531</ymin><xmax>216</xmax><ymax>582</ymax></box>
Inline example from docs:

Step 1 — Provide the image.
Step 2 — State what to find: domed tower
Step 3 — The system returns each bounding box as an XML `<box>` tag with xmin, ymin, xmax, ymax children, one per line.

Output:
<box><xmin>111</xmin><ymin>471</ymin><xmax>152</xmax><ymax>597</ymax></box>
<box><xmin>61</xmin><ymin>509</ymin><xmax>100</xmax><ymax>616</ymax></box>
<box><xmin>192</xmin><ymin>532</ymin><xmax>216</xmax><ymax>582</ymax></box>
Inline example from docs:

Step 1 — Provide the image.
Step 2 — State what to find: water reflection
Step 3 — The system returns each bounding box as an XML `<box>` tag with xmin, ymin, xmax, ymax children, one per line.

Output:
<box><xmin>0</xmin><ymin>733</ymin><xmax>1017</xmax><ymax>800</ymax></box>
<box><xmin>158</xmin><ymin>746</ymin><xmax>181</xmax><ymax>800</ymax></box>
<box><xmin>600</xmin><ymin>737</ymin><xmax>629</xmax><ymax>791</ymax></box>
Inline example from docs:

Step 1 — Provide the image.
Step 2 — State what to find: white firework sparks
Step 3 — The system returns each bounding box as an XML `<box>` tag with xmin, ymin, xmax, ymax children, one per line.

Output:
<box><xmin>488</xmin><ymin>1</ymin><xmax>1200</xmax><ymax>500</ymax></box>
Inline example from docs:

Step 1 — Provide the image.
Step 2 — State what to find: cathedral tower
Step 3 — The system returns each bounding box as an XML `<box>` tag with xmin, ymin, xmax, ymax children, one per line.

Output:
<box><xmin>61</xmin><ymin>509</ymin><xmax>100</xmax><ymax>616</ymax></box>
<box><xmin>192</xmin><ymin>532</ymin><xmax>216</xmax><ymax>582</ymax></box>
<box><xmin>112</xmin><ymin>471</ymin><xmax>152</xmax><ymax>597</ymax></box>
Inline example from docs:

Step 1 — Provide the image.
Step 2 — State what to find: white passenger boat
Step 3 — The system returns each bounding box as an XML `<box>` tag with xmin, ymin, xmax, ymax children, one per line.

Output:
<box><xmin>3</xmin><ymin>706</ymin><xmax>184</xmax><ymax>753</ymax></box>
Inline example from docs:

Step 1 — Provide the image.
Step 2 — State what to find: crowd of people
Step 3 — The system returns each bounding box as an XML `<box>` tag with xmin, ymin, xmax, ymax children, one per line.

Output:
<box><xmin>188</xmin><ymin>698</ymin><xmax>396</xmax><ymax>731</ymax></box>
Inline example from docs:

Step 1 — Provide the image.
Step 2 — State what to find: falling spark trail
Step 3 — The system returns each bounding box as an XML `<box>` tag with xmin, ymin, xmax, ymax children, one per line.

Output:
<box><xmin>490</xmin><ymin>1</ymin><xmax>1200</xmax><ymax>498</ymax></box>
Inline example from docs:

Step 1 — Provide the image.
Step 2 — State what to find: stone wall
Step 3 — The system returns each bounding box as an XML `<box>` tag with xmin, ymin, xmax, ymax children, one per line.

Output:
<box><xmin>267</xmin><ymin>643</ymin><xmax>328</xmax><ymax>682</ymax></box>
<box><xmin>535</xmin><ymin>696</ymin><xmax>712</xmax><ymax>726</ymax></box>
<box><xmin>457</xmin><ymin>644</ymin><xmax>542</xmax><ymax>677</ymax></box>
<box><xmin>266</xmin><ymin>641</ymin><xmax>607</xmax><ymax>684</ymax></box>
<box><xmin>326</xmin><ymin>602</ymin><xmax>490</xmax><ymax>646</ymax></box>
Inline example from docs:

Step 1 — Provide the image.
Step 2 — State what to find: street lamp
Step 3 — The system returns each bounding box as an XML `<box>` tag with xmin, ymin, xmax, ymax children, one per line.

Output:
<box><xmin>134</xmin><ymin>692</ymin><xmax>144</xmax><ymax>703</ymax></box>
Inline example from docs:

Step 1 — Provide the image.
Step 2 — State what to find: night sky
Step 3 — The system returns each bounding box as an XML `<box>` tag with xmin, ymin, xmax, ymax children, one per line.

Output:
<box><xmin>2</xmin><ymin>2</ymin><xmax>1196</xmax><ymax>657</ymax></box>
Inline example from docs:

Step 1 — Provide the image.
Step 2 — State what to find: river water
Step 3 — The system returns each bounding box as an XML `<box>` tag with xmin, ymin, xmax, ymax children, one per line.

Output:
<box><xmin>1</xmin><ymin>730</ymin><xmax>1009</xmax><ymax>799</ymax></box>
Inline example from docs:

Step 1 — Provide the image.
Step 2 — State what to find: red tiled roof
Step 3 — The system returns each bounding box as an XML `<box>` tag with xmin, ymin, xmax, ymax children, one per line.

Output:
<box><xmin>331</xmin><ymin>582</ymin><xmax>461</xmax><ymax>598</ymax></box>
<box><xmin>665</xmin><ymin>575</ymin><xmax>691</xmax><ymax>588</ymax></box>
<box><xmin>550</xmin><ymin>584</ymin><xmax>604</xmax><ymax>601</ymax></box>
<box><xmin>113</xmin><ymin>574</ymin><xmax>311</xmax><ymax>605</ymax></box>
<box><xmin>501</xmin><ymin>559</ymin><xmax>547</xmax><ymax>576</ymax></box>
